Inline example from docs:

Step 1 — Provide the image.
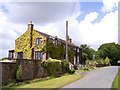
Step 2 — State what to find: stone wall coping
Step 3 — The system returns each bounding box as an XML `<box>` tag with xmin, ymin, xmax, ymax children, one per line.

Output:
<box><xmin>15</xmin><ymin>59</ymin><xmax>42</xmax><ymax>62</ymax></box>
<box><xmin>0</xmin><ymin>61</ymin><xmax>16</xmax><ymax>64</ymax></box>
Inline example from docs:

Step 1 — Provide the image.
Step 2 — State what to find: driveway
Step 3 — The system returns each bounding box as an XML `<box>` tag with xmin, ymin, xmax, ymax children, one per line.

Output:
<box><xmin>62</xmin><ymin>66</ymin><xmax>118</xmax><ymax>88</ymax></box>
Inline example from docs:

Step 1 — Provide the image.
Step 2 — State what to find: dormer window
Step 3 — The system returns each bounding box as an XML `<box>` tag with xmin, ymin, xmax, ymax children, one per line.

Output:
<box><xmin>54</xmin><ymin>36</ymin><xmax>58</xmax><ymax>47</ymax></box>
<box><xmin>77</xmin><ymin>48</ymin><xmax>79</xmax><ymax>52</ymax></box>
<box><xmin>36</xmin><ymin>38</ymin><xmax>42</xmax><ymax>45</ymax></box>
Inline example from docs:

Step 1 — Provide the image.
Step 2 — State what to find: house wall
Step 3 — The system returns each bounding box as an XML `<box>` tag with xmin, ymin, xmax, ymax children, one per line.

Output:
<box><xmin>15</xmin><ymin>29</ymin><xmax>47</xmax><ymax>59</ymax></box>
<box><xmin>33</xmin><ymin>30</ymin><xmax>47</xmax><ymax>52</ymax></box>
<box><xmin>46</xmin><ymin>39</ymin><xmax>76</xmax><ymax>64</ymax></box>
<box><xmin>15</xmin><ymin>30</ymin><xmax>32</xmax><ymax>59</ymax></box>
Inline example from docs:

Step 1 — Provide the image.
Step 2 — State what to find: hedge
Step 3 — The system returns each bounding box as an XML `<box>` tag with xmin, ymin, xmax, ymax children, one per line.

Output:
<box><xmin>41</xmin><ymin>58</ymin><xmax>69</xmax><ymax>77</ymax></box>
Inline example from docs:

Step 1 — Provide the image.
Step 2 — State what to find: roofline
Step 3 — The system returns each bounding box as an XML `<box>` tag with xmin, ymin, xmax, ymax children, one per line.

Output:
<box><xmin>34</xmin><ymin>30</ymin><xmax>79</xmax><ymax>48</ymax></box>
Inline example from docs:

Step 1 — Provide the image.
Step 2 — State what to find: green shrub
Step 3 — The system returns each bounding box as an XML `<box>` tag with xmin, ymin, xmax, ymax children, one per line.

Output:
<box><xmin>41</xmin><ymin>59</ymin><xmax>69</xmax><ymax>76</ymax></box>
<box><xmin>104</xmin><ymin>57</ymin><xmax>110</xmax><ymax>65</ymax></box>
<box><xmin>96</xmin><ymin>59</ymin><xmax>104</xmax><ymax>65</ymax></box>
<box><xmin>15</xmin><ymin>65</ymin><xmax>23</xmax><ymax>82</ymax></box>
<box><xmin>82</xmin><ymin>66</ymin><xmax>89</xmax><ymax>71</ymax></box>
<box><xmin>61</xmin><ymin>60</ymin><xmax>69</xmax><ymax>73</ymax></box>
<box><xmin>86</xmin><ymin>60</ymin><xmax>96</xmax><ymax>69</ymax></box>
<box><xmin>68</xmin><ymin>69</ymin><xmax>75</xmax><ymax>74</ymax></box>
<box><xmin>42</xmin><ymin>59</ymin><xmax>67</xmax><ymax>77</ymax></box>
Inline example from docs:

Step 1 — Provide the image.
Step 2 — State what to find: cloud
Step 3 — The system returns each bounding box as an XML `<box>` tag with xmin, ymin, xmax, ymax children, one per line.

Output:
<box><xmin>83</xmin><ymin>12</ymin><xmax>98</xmax><ymax>23</ymax></box>
<box><xmin>3</xmin><ymin>2</ymin><xmax>81</xmax><ymax>25</ymax></box>
<box><xmin>101</xmin><ymin>0</ymin><xmax>119</xmax><ymax>13</ymax></box>
<box><xmin>78</xmin><ymin>10</ymin><xmax>118</xmax><ymax>49</ymax></box>
<box><xmin>0</xmin><ymin>9</ymin><xmax>27</xmax><ymax>58</ymax></box>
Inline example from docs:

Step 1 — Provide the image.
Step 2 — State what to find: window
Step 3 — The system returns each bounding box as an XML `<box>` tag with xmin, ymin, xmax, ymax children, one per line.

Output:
<box><xmin>55</xmin><ymin>39</ymin><xmax>58</xmax><ymax>46</ymax></box>
<box><xmin>63</xmin><ymin>45</ymin><xmax>66</xmax><ymax>49</ymax></box>
<box><xmin>9</xmin><ymin>52</ymin><xmax>14</xmax><ymax>59</ymax></box>
<box><xmin>77</xmin><ymin>48</ymin><xmax>79</xmax><ymax>52</ymax></box>
<box><xmin>77</xmin><ymin>56</ymin><xmax>79</xmax><ymax>63</ymax></box>
<box><xmin>9</xmin><ymin>50</ymin><xmax>15</xmax><ymax>59</ymax></box>
<box><xmin>74</xmin><ymin>48</ymin><xmax>76</xmax><ymax>51</ymax></box>
<box><xmin>54</xmin><ymin>36</ymin><xmax>58</xmax><ymax>47</ymax></box>
<box><xmin>36</xmin><ymin>38</ymin><xmax>42</xmax><ymax>45</ymax></box>
<box><xmin>35</xmin><ymin>51</ymin><xmax>43</xmax><ymax>60</ymax></box>
<box><xmin>17</xmin><ymin>52</ymin><xmax>23</xmax><ymax>59</ymax></box>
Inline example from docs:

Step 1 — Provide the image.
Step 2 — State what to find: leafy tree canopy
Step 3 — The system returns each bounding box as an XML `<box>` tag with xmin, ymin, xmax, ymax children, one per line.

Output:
<box><xmin>95</xmin><ymin>42</ymin><xmax>120</xmax><ymax>65</ymax></box>
<box><xmin>80</xmin><ymin>44</ymin><xmax>96</xmax><ymax>60</ymax></box>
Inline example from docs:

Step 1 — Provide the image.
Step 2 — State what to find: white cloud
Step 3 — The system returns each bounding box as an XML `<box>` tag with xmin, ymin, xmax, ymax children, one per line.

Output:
<box><xmin>83</xmin><ymin>12</ymin><xmax>98</xmax><ymax>23</ymax></box>
<box><xmin>0</xmin><ymin>10</ymin><xmax>27</xmax><ymax>58</ymax></box>
<box><xmin>78</xmin><ymin>11</ymin><xmax>118</xmax><ymax>49</ymax></box>
<box><xmin>101</xmin><ymin>0</ymin><xmax>119</xmax><ymax>13</ymax></box>
<box><xmin>3</xmin><ymin>2</ymin><xmax>81</xmax><ymax>25</ymax></box>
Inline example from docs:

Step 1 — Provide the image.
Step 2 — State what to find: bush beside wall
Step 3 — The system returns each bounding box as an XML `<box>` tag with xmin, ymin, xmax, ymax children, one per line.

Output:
<box><xmin>15</xmin><ymin>65</ymin><xmax>23</xmax><ymax>82</ymax></box>
<box><xmin>41</xmin><ymin>58</ymin><xmax>69</xmax><ymax>77</ymax></box>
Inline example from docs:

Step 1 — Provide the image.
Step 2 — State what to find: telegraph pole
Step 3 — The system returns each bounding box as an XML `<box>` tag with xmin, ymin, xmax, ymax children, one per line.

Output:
<box><xmin>66</xmin><ymin>21</ymin><xmax>68</xmax><ymax>61</ymax></box>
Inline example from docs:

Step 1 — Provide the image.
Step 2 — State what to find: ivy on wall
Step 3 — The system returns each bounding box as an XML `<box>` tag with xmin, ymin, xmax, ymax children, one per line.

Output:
<box><xmin>45</xmin><ymin>41</ymin><xmax>65</xmax><ymax>60</ymax></box>
<box><xmin>32</xmin><ymin>30</ymin><xmax>46</xmax><ymax>51</ymax></box>
<box><xmin>15</xmin><ymin>30</ymin><xmax>32</xmax><ymax>59</ymax></box>
<box><xmin>15</xmin><ymin>29</ymin><xmax>46</xmax><ymax>59</ymax></box>
<box><xmin>68</xmin><ymin>48</ymin><xmax>74</xmax><ymax>64</ymax></box>
<box><xmin>44</xmin><ymin>41</ymin><xmax>74</xmax><ymax>64</ymax></box>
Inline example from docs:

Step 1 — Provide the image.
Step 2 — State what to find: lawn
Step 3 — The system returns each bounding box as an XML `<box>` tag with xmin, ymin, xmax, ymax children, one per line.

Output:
<box><xmin>112</xmin><ymin>68</ymin><xmax>120</xmax><ymax>89</ymax></box>
<box><xmin>4</xmin><ymin>74</ymin><xmax>82</xmax><ymax>89</ymax></box>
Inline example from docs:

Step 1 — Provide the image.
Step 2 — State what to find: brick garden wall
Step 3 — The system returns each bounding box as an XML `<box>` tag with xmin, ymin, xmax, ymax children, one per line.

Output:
<box><xmin>1</xmin><ymin>59</ymin><xmax>49</xmax><ymax>85</ymax></box>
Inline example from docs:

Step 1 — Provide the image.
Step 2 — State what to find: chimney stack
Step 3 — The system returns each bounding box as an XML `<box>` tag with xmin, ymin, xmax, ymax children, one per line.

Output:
<box><xmin>28</xmin><ymin>20</ymin><xmax>34</xmax><ymax>31</ymax></box>
<box><xmin>28</xmin><ymin>20</ymin><xmax>34</xmax><ymax>48</ymax></box>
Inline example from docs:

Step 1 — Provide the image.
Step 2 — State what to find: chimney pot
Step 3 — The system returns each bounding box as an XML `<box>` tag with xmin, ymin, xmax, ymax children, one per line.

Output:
<box><xmin>29</xmin><ymin>20</ymin><xmax>32</xmax><ymax>24</ymax></box>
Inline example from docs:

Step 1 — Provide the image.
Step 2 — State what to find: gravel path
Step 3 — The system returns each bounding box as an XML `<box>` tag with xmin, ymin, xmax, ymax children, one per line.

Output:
<box><xmin>62</xmin><ymin>66</ymin><xmax>118</xmax><ymax>88</ymax></box>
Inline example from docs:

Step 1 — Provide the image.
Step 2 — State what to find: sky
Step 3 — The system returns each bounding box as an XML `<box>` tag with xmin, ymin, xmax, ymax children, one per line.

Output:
<box><xmin>0</xmin><ymin>0</ymin><xmax>119</xmax><ymax>58</ymax></box>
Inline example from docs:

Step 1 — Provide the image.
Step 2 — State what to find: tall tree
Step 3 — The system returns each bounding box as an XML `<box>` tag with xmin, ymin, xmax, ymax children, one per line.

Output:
<box><xmin>80</xmin><ymin>44</ymin><xmax>96</xmax><ymax>60</ymax></box>
<box><xmin>96</xmin><ymin>42</ymin><xmax>120</xmax><ymax>65</ymax></box>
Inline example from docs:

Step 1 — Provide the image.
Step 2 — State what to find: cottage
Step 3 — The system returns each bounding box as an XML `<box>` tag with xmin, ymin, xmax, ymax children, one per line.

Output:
<box><xmin>8</xmin><ymin>21</ymin><xmax>82</xmax><ymax>65</ymax></box>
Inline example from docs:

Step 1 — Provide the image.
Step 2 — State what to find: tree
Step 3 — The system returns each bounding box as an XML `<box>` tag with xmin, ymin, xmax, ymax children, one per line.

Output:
<box><xmin>80</xmin><ymin>44</ymin><xmax>96</xmax><ymax>60</ymax></box>
<box><xmin>96</xmin><ymin>42</ymin><xmax>120</xmax><ymax>65</ymax></box>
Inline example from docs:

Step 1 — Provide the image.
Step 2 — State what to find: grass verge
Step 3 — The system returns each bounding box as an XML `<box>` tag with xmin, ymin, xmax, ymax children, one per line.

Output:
<box><xmin>3</xmin><ymin>74</ymin><xmax>82</xmax><ymax>89</ymax></box>
<box><xmin>112</xmin><ymin>68</ymin><xmax>120</xmax><ymax>89</ymax></box>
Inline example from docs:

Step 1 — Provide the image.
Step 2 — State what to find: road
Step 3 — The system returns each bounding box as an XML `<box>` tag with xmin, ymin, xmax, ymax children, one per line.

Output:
<box><xmin>62</xmin><ymin>66</ymin><xmax>118</xmax><ymax>88</ymax></box>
